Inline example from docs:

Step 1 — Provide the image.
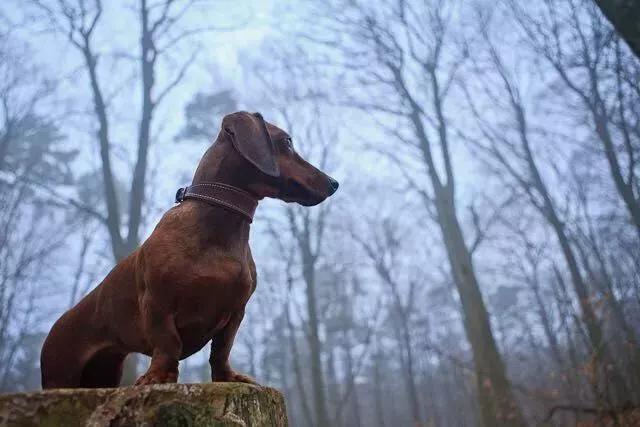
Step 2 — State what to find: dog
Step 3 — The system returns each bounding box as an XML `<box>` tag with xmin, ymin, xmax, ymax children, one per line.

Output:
<box><xmin>41</xmin><ymin>111</ymin><xmax>339</xmax><ymax>388</ymax></box>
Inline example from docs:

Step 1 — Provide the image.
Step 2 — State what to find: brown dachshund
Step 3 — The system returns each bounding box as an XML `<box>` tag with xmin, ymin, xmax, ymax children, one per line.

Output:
<box><xmin>41</xmin><ymin>111</ymin><xmax>338</xmax><ymax>388</ymax></box>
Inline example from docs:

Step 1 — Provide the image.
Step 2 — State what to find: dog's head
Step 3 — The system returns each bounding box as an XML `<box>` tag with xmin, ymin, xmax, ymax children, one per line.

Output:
<box><xmin>216</xmin><ymin>111</ymin><xmax>338</xmax><ymax>206</ymax></box>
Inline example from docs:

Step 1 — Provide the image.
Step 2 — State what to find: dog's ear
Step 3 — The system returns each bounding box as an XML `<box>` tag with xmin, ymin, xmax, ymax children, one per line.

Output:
<box><xmin>222</xmin><ymin>111</ymin><xmax>280</xmax><ymax>177</ymax></box>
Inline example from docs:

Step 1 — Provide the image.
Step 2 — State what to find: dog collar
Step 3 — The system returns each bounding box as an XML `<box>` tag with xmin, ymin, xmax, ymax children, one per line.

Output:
<box><xmin>175</xmin><ymin>182</ymin><xmax>258</xmax><ymax>223</ymax></box>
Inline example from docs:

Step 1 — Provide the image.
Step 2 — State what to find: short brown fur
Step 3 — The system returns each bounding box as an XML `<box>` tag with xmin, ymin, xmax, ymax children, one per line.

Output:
<box><xmin>41</xmin><ymin>112</ymin><xmax>338</xmax><ymax>388</ymax></box>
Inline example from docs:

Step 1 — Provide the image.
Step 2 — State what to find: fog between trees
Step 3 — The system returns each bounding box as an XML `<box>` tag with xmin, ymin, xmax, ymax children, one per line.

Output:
<box><xmin>1</xmin><ymin>0</ymin><xmax>639</xmax><ymax>426</ymax></box>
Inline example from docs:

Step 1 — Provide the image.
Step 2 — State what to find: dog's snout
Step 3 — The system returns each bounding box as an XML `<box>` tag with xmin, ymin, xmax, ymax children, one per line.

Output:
<box><xmin>328</xmin><ymin>177</ymin><xmax>339</xmax><ymax>195</ymax></box>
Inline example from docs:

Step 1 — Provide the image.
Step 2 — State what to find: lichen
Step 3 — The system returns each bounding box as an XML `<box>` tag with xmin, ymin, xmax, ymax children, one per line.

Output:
<box><xmin>155</xmin><ymin>402</ymin><xmax>197</xmax><ymax>427</ymax></box>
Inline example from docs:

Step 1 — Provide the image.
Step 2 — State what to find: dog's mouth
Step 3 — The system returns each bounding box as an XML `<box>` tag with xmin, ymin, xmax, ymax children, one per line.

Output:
<box><xmin>281</xmin><ymin>179</ymin><xmax>328</xmax><ymax>206</ymax></box>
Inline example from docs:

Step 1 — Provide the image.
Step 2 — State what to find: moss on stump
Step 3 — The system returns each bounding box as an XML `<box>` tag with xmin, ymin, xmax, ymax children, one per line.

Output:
<box><xmin>0</xmin><ymin>383</ymin><xmax>288</xmax><ymax>427</ymax></box>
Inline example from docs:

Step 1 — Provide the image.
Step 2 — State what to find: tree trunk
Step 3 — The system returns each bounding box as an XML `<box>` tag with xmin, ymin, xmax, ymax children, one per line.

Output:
<box><xmin>80</xmin><ymin>43</ymin><xmax>125</xmax><ymax>260</ymax></box>
<box><xmin>127</xmin><ymin>0</ymin><xmax>155</xmax><ymax>249</ymax></box>
<box><xmin>288</xmin><ymin>209</ymin><xmax>330</xmax><ymax>427</ymax></box>
<box><xmin>343</xmin><ymin>343</ymin><xmax>362</xmax><ymax>427</ymax></box>
<box><xmin>0</xmin><ymin>383</ymin><xmax>289</xmax><ymax>426</ymax></box>
<box><xmin>593</xmin><ymin>0</ymin><xmax>640</xmax><ymax>59</ymax></box>
<box><xmin>592</xmin><ymin>112</ymin><xmax>640</xmax><ymax>239</ymax></box>
<box><xmin>435</xmin><ymin>194</ymin><xmax>525</xmax><ymax>427</ymax></box>
<box><xmin>397</xmin><ymin>315</ymin><xmax>422</xmax><ymax>425</ymax></box>
<box><xmin>285</xmin><ymin>307</ymin><xmax>314</xmax><ymax>427</ymax></box>
<box><xmin>530</xmin><ymin>277</ymin><xmax>564</xmax><ymax>369</ymax></box>
<box><xmin>302</xmin><ymin>257</ymin><xmax>330</xmax><ymax>427</ymax></box>
<box><xmin>372</xmin><ymin>351</ymin><xmax>386</xmax><ymax>427</ymax></box>
<box><xmin>578</xmin><ymin>237</ymin><xmax>640</xmax><ymax>401</ymax></box>
<box><xmin>517</xmin><ymin>120</ymin><xmax>630</xmax><ymax>402</ymax></box>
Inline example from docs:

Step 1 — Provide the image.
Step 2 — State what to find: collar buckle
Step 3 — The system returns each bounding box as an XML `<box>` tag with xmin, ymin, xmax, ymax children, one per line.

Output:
<box><xmin>175</xmin><ymin>187</ymin><xmax>187</xmax><ymax>203</ymax></box>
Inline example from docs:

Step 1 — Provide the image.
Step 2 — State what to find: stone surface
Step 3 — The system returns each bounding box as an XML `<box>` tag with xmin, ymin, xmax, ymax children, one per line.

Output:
<box><xmin>0</xmin><ymin>383</ymin><xmax>288</xmax><ymax>427</ymax></box>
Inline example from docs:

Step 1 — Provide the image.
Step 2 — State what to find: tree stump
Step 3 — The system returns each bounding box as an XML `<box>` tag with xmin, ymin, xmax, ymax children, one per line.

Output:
<box><xmin>0</xmin><ymin>383</ymin><xmax>288</xmax><ymax>427</ymax></box>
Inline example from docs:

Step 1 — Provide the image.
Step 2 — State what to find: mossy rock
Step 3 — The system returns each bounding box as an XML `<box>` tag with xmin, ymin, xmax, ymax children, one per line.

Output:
<box><xmin>0</xmin><ymin>383</ymin><xmax>288</xmax><ymax>427</ymax></box>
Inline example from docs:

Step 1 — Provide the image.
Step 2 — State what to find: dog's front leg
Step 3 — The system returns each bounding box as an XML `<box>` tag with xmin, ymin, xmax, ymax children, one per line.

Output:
<box><xmin>209</xmin><ymin>309</ymin><xmax>258</xmax><ymax>385</ymax></box>
<box><xmin>135</xmin><ymin>299</ymin><xmax>182</xmax><ymax>386</ymax></box>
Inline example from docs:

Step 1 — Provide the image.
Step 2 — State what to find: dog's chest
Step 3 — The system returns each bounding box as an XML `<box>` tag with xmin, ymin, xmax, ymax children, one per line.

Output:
<box><xmin>173</xmin><ymin>256</ymin><xmax>254</xmax><ymax>355</ymax></box>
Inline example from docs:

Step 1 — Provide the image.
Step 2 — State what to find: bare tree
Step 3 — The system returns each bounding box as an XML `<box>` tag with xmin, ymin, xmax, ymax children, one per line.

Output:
<box><xmin>28</xmin><ymin>0</ymin><xmax>211</xmax><ymax>260</ymax></box>
<box><xmin>510</xmin><ymin>0</ymin><xmax>640</xmax><ymax>240</ymax></box>
<box><xmin>264</xmin><ymin>223</ymin><xmax>317</xmax><ymax>426</ymax></box>
<box><xmin>304</xmin><ymin>1</ymin><xmax>526</xmax><ymax>425</ymax></box>
<box><xmin>4</xmin><ymin>0</ymin><xmax>640</xmax><ymax>423</ymax></box>
<box><xmin>0</xmin><ymin>32</ymin><xmax>77</xmax><ymax>390</ymax></box>
<box><xmin>462</xmin><ymin>8</ymin><xmax>633</xmax><ymax>404</ymax></box>
<box><xmin>283</xmin><ymin>165</ymin><xmax>333</xmax><ymax>427</ymax></box>
<box><xmin>592</xmin><ymin>0</ymin><xmax>640</xmax><ymax>59</ymax></box>
<box><xmin>350</xmin><ymin>218</ymin><xmax>425</xmax><ymax>425</ymax></box>
<box><xmin>27</xmin><ymin>0</ymin><xmax>236</xmax><ymax>382</ymax></box>
<box><xmin>245</xmin><ymin>40</ymin><xmax>346</xmax><ymax>425</ymax></box>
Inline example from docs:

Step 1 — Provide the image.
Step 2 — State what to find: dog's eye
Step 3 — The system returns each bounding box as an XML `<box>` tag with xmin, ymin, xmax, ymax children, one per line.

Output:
<box><xmin>284</xmin><ymin>137</ymin><xmax>294</xmax><ymax>150</ymax></box>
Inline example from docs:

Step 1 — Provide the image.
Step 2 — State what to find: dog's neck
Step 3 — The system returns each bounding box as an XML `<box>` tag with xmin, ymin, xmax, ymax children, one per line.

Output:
<box><xmin>184</xmin><ymin>142</ymin><xmax>261</xmax><ymax>250</ymax></box>
<box><xmin>191</xmin><ymin>138</ymin><xmax>264</xmax><ymax>197</ymax></box>
<box><xmin>190</xmin><ymin>203</ymin><xmax>251</xmax><ymax>253</ymax></box>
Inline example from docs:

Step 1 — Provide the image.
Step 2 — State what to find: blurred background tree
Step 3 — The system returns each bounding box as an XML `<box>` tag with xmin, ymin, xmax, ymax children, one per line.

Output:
<box><xmin>1</xmin><ymin>0</ymin><xmax>639</xmax><ymax>425</ymax></box>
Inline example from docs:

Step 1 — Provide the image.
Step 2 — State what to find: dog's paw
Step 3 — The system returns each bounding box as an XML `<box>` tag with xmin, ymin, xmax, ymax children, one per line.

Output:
<box><xmin>134</xmin><ymin>369</ymin><xmax>178</xmax><ymax>386</ymax></box>
<box><xmin>213</xmin><ymin>370</ymin><xmax>259</xmax><ymax>385</ymax></box>
<box><xmin>231</xmin><ymin>372</ymin><xmax>259</xmax><ymax>385</ymax></box>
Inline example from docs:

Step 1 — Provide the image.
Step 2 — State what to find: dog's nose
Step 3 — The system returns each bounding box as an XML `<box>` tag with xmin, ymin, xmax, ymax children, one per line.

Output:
<box><xmin>328</xmin><ymin>177</ymin><xmax>339</xmax><ymax>195</ymax></box>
